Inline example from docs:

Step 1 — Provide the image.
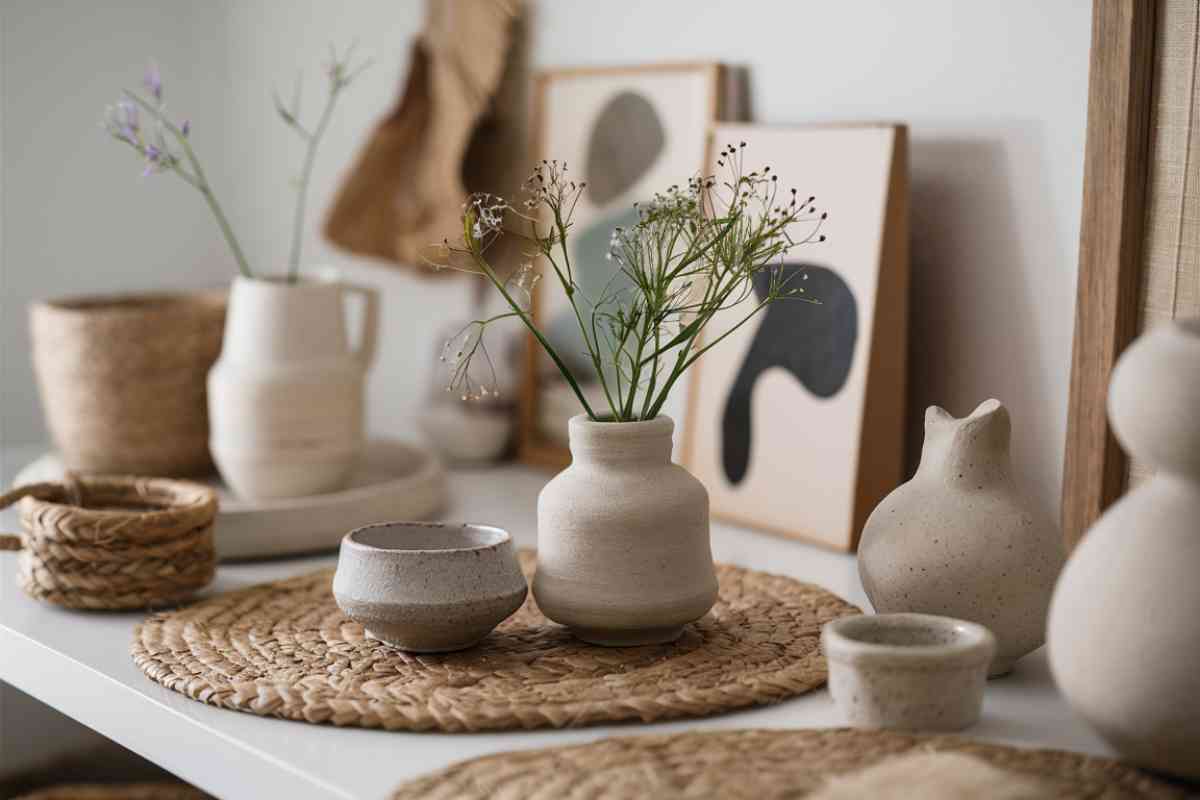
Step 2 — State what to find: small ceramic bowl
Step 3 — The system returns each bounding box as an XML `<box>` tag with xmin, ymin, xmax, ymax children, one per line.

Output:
<box><xmin>332</xmin><ymin>522</ymin><xmax>527</xmax><ymax>653</ymax></box>
<box><xmin>823</xmin><ymin>613</ymin><xmax>996</xmax><ymax>731</ymax></box>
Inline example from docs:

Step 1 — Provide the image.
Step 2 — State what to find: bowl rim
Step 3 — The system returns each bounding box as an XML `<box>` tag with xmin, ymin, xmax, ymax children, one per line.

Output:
<box><xmin>822</xmin><ymin>612</ymin><xmax>996</xmax><ymax>667</ymax></box>
<box><xmin>342</xmin><ymin>521</ymin><xmax>511</xmax><ymax>555</ymax></box>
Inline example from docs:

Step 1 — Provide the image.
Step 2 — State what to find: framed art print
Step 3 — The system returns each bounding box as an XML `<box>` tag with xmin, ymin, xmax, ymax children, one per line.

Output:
<box><xmin>682</xmin><ymin>123</ymin><xmax>909</xmax><ymax>552</ymax></box>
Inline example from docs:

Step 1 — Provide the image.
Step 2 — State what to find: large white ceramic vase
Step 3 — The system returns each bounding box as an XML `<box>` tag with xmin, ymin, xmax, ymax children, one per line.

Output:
<box><xmin>1048</xmin><ymin>319</ymin><xmax>1200</xmax><ymax>780</ymax></box>
<box><xmin>208</xmin><ymin>275</ymin><xmax>378</xmax><ymax>499</ymax></box>
<box><xmin>534</xmin><ymin>415</ymin><xmax>718</xmax><ymax>646</ymax></box>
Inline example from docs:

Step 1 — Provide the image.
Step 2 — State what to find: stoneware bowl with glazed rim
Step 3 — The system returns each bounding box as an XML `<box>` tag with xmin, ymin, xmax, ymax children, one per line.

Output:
<box><xmin>823</xmin><ymin>613</ymin><xmax>996</xmax><ymax>732</ymax></box>
<box><xmin>332</xmin><ymin>522</ymin><xmax>527</xmax><ymax>653</ymax></box>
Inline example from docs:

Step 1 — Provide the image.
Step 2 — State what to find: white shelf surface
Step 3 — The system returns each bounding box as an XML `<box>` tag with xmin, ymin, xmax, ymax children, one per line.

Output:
<box><xmin>0</xmin><ymin>462</ymin><xmax>1111</xmax><ymax>800</ymax></box>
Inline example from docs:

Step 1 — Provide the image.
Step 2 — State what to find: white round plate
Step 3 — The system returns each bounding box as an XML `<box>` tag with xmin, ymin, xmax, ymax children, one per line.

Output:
<box><xmin>15</xmin><ymin>439</ymin><xmax>447</xmax><ymax>561</ymax></box>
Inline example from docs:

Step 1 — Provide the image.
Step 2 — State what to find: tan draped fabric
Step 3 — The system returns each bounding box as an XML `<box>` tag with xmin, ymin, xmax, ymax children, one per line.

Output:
<box><xmin>324</xmin><ymin>0</ymin><xmax>525</xmax><ymax>274</ymax></box>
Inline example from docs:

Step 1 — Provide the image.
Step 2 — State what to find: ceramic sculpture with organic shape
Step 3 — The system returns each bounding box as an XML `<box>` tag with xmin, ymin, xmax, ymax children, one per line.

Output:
<box><xmin>428</xmin><ymin>146</ymin><xmax>829</xmax><ymax>645</ymax></box>
<box><xmin>857</xmin><ymin>400</ymin><xmax>1064</xmax><ymax>676</ymax></box>
<box><xmin>1048</xmin><ymin>319</ymin><xmax>1200</xmax><ymax>780</ymax></box>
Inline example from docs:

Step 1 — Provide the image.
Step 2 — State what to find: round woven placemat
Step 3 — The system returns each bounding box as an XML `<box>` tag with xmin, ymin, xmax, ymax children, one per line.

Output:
<box><xmin>132</xmin><ymin>551</ymin><xmax>858</xmax><ymax>732</ymax></box>
<box><xmin>391</xmin><ymin>728</ymin><xmax>1188</xmax><ymax>799</ymax></box>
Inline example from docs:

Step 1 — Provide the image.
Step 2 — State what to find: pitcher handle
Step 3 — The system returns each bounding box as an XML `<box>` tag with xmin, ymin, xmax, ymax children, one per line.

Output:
<box><xmin>341</xmin><ymin>282</ymin><xmax>379</xmax><ymax>367</ymax></box>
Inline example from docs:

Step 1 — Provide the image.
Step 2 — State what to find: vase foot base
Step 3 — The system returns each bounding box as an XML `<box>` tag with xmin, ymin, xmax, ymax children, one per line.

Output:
<box><xmin>569</xmin><ymin>625</ymin><xmax>685</xmax><ymax>647</ymax></box>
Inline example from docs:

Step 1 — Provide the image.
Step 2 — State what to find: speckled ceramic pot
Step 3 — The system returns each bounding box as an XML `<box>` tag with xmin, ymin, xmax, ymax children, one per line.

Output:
<box><xmin>823</xmin><ymin>613</ymin><xmax>996</xmax><ymax>731</ymax></box>
<box><xmin>1049</xmin><ymin>319</ymin><xmax>1200</xmax><ymax>780</ymax></box>
<box><xmin>534</xmin><ymin>415</ymin><xmax>718</xmax><ymax>646</ymax></box>
<box><xmin>857</xmin><ymin>399</ymin><xmax>1064</xmax><ymax>676</ymax></box>
<box><xmin>333</xmin><ymin>522</ymin><xmax>527</xmax><ymax>652</ymax></box>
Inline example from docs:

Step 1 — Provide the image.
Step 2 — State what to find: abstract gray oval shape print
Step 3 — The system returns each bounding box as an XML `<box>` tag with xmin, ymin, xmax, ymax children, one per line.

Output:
<box><xmin>585</xmin><ymin>91</ymin><xmax>665</xmax><ymax>206</ymax></box>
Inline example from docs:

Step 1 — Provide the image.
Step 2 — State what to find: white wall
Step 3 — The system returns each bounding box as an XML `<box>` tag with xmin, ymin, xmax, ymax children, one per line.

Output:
<box><xmin>2</xmin><ymin>0</ymin><xmax>1090</xmax><ymax>519</ymax></box>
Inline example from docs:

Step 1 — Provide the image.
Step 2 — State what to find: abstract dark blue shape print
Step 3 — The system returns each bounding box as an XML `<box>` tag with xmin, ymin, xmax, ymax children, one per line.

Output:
<box><xmin>721</xmin><ymin>263</ymin><xmax>858</xmax><ymax>485</ymax></box>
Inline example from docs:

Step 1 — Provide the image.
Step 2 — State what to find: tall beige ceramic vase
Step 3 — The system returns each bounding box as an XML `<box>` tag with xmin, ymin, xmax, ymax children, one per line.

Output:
<box><xmin>534</xmin><ymin>415</ymin><xmax>718</xmax><ymax>646</ymax></box>
<box><xmin>1048</xmin><ymin>319</ymin><xmax>1200</xmax><ymax>780</ymax></box>
<box><xmin>208</xmin><ymin>275</ymin><xmax>378</xmax><ymax>500</ymax></box>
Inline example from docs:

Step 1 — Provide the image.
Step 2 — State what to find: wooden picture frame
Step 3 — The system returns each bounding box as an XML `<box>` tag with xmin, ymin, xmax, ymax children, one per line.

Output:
<box><xmin>518</xmin><ymin>63</ymin><xmax>729</xmax><ymax>469</ymax></box>
<box><xmin>681</xmin><ymin>123</ymin><xmax>909</xmax><ymax>553</ymax></box>
<box><xmin>1062</xmin><ymin>0</ymin><xmax>1157</xmax><ymax>550</ymax></box>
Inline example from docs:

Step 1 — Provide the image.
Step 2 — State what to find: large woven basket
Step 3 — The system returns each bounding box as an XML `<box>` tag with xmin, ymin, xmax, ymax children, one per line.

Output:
<box><xmin>30</xmin><ymin>291</ymin><xmax>226</xmax><ymax>476</ymax></box>
<box><xmin>0</xmin><ymin>476</ymin><xmax>217</xmax><ymax>610</ymax></box>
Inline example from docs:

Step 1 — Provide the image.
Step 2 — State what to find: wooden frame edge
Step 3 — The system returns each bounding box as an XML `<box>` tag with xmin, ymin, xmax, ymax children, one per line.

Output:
<box><xmin>1062</xmin><ymin>0</ymin><xmax>1156</xmax><ymax>550</ymax></box>
<box><xmin>849</xmin><ymin>124</ymin><xmax>909</xmax><ymax>552</ymax></box>
<box><xmin>681</xmin><ymin>122</ymin><xmax>908</xmax><ymax>553</ymax></box>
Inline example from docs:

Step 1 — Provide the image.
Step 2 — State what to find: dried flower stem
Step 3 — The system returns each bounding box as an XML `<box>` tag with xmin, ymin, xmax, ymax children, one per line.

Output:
<box><xmin>429</xmin><ymin>145</ymin><xmax>827</xmax><ymax>422</ymax></box>
<box><xmin>121</xmin><ymin>91</ymin><xmax>253</xmax><ymax>278</ymax></box>
<box><xmin>105</xmin><ymin>49</ymin><xmax>368</xmax><ymax>283</ymax></box>
<box><xmin>279</xmin><ymin>43</ymin><xmax>372</xmax><ymax>283</ymax></box>
<box><xmin>460</xmin><ymin>215</ymin><xmax>600</xmax><ymax>418</ymax></box>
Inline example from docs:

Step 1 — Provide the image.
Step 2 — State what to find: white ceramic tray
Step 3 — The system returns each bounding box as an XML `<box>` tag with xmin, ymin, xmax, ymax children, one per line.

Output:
<box><xmin>15</xmin><ymin>439</ymin><xmax>448</xmax><ymax>561</ymax></box>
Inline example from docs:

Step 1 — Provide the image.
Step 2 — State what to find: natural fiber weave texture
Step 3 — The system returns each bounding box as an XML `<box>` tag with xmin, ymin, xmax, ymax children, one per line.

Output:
<box><xmin>1</xmin><ymin>476</ymin><xmax>217</xmax><ymax>610</ymax></box>
<box><xmin>30</xmin><ymin>291</ymin><xmax>226</xmax><ymax>477</ymax></box>
<box><xmin>12</xmin><ymin>784</ymin><xmax>210</xmax><ymax>800</ymax></box>
<box><xmin>132</xmin><ymin>551</ymin><xmax>858</xmax><ymax>732</ymax></box>
<box><xmin>391</xmin><ymin>727</ymin><xmax>1188</xmax><ymax>799</ymax></box>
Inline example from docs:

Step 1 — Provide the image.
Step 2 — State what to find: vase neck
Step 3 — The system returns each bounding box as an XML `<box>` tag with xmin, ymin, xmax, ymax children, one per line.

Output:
<box><xmin>568</xmin><ymin>415</ymin><xmax>674</xmax><ymax>466</ymax></box>
<box><xmin>223</xmin><ymin>276</ymin><xmax>348</xmax><ymax>363</ymax></box>
<box><xmin>919</xmin><ymin>400</ymin><xmax>1013</xmax><ymax>488</ymax></box>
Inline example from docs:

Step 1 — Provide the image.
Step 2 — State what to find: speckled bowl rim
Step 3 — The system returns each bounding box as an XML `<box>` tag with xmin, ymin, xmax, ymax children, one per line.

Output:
<box><xmin>823</xmin><ymin>613</ymin><xmax>996</xmax><ymax>668</ymax></box>
<box><xmin>343</xmin><ymin>521</ymin><xmax>511</xmax><ymax>555</ymax></box>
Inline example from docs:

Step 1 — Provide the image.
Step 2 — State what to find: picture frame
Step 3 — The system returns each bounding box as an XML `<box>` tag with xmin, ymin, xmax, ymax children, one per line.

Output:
<box><xmin>1062</xmin><ymin>0</ymin><xmax>1172</xmax><ymax>550</ymax></box>
<box><xmin>517</xmin><ymin>62</ymin><xmax>731</xmax><ymax>469</ymax></box>
<box><xmin>681</xmin><ymin>122</ymin><xmax>909</xmax><ymax>552</ymax></box>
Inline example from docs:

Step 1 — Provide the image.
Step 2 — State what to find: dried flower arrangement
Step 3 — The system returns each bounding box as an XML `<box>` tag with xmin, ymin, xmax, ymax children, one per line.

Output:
<box><xmin>426</xmin><ymin>143</ymin><xmax>828</xmax><ymax>422</ymax></box>
<box><xmin>102</xmin><ymin>46</ymin><xmax>371</xmax><ymax>282</ymax></box>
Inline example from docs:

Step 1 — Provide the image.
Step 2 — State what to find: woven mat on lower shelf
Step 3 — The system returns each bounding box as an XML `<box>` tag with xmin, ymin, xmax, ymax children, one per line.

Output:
<box><xmin>131</xmin><ymin>551</ymin><xmax>858</xmax><ymax>732</ymax></box>
<box><xmin>391</xmin><ymin>728</ymin><xmax>1189</xmax><ymax>799</ymax></box>
<box><xmin>13</xmin><ymin>784</ymin><xmax>209</xmax><ymax>800</ymax></box>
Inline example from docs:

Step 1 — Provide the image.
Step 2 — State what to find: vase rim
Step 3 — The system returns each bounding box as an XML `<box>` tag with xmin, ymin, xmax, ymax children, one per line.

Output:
<box><xmin>232</xmin><ymin>273</ymin><xmax>341</xmax><ymax>291</ymax></box>
<box><xmin>926</xmin><ymin>398</ymin><xmax>1004</xmax><ymax>428</ymax></box>
<box><xmin>568</xmin><ymin>414</ymin><xmax>673</xmax><ymax>433</ymax></box>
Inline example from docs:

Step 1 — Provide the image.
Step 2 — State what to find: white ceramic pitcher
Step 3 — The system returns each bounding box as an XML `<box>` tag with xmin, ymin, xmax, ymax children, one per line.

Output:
<box><xmin>208</xmin><ymin>275</ymin><xmax>378</xmax><ymax>499</ymax></box>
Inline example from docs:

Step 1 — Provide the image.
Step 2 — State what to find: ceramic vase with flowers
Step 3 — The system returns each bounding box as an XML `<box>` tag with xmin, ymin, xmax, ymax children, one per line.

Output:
<box><xmin>105</xmin><ymin>50</ymin><xmax>377</xmax><ymax>499</ymax></box>
<box><xmin>430</xmin><ymin>146</ymin><xmax>830</xmax><ymax>645</ymax></box>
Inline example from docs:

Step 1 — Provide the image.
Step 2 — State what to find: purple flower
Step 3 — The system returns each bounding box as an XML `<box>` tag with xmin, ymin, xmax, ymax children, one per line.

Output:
<box><xmin>118</xmin><ymin>100</ymin><xmax>139</xmax><ymax>133</ymax></box>
<box><xmin>181</xmin><ymin>119</ymin><xmax>190</xmax><ymax>137</ymax></box>
<box><xmin>141</xmin><ymin>144</ymin><xmax>166</xmax><ymax>176</ymax></box>
<box><xmin>144</xmin><ymin>61</ymin><xmax>162</xmax><ymax>101</ymax></box>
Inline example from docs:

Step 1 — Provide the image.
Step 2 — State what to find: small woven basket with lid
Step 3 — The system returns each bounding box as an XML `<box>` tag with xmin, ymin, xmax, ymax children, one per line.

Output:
<box><xmin>0</xmin><ymin>475</ymin><xmax>217</xmax><ymax>610</ymax></box>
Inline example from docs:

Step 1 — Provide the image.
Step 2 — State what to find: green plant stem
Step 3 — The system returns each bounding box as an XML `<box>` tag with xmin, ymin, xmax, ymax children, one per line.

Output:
<box><xmin>546</xmin><ymin>212</ymin><xmax>621</xmax><ymax>419</ymax></box>
<box><xmin>645</xmin><ymin>295</ymin><xmax>773</xmax><ymax>419</ymax></box>
<box><xmin>466</xmin><ymin>239</ymin><xmax>599</xmax><ymax>420</ymax></box>
<box><xmin>124</xmin><ymin>91</ymin><xmax>254</xmax><ymax>279</ymax></box>
<box><xmin>287</xmin><ymin>88</ymin><xmax>340</xmax><ymax>283</ymax></box>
